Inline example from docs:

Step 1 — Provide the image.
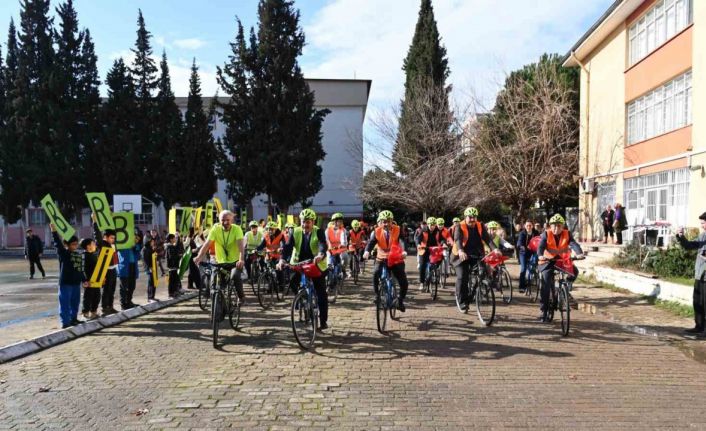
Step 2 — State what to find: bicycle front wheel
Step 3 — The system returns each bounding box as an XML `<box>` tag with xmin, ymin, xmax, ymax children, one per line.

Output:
<box><xmin>376</xmin><ymin>287</ymin><xmax>387</xmax><ymax>333</ymax></box>
<box><xmin>475</xmin><ymin>278</ymin><xmax>496</xmax><ymax>326</ymax></box>
<box><xmin>500</xmin><ymin>267</ymin><xmax>513</xmax><ymax>304</ymax></box>
<box><xmin>211</xmin><ymin>290</ymin><xmax>224</xmax><ymax>348</ymax></box>
<box><xmin>559</xmin><ymin>284</ymin><xmax>570</xmax><ymax>336</ymax></box>
<box><xmin>291</xmin><ymin>290</ymin><xmax>316</xmax><ymax>350</ymax></box>
<box><xmin>532</xmin><ymin>270</ymin><xmax>540</xmax><ymax>303</ymax></box>
<box><xmin>198</xmin><ymin>275</ymin><xmax>210</xmax><ymax>311</ymax></box>
<box><xmin>327</xmin><ymin>272</ymin><xmax>338</xmax><ymax>305</ymax></box>
<box><xmin>431</xmin><ymin>269</ymin><xmax>439</xmax><ymax>301</ymax></box>
<box><xmin>353</xmin><ymin>258</ymin><xmax>360</xmax><ymax>285</ymax></box>
<box><xmin>229</xmin><ymin>287</ymin><xmax>241</xmax><ymax>330</ymax></box>
<box><xmin>389</xmin><ymin>281</ymin><xmax>398</xmax><ymax>321</ymax></box>
<box><xmin>256</xmin><ymin>274</ymin><xmax>275</xmax><ymax>309</ymax></box>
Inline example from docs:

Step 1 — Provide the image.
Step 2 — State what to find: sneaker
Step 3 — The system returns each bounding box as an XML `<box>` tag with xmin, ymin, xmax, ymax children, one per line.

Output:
<box><xmin>418</xmin><ymin>283</ymin><xmax>424</xmax><ymax>291</ymax></box>
<box><xmin>28</xmin><ymin>276</ymin><xmax>34</xmax><ymax>280</ymax></box>
<box><xmin>538</xmin><ymin>313</ymin><xmax>549</xmax><ymax>323</ymax></box>
<box><xmin>461</xmin><ymin>303</ymin><xmax>469</xmax><ymax>311</ymax></box>
<box><xmin>129</xmin><ymin>302</ymin><xmax>140</xmax><ymax>308</ymax></box>
<box><xmin>684</xmin><ymin>327</ymin><xmax>704</xmax><ymax>335</ymax></box>
<box><xmin>101</xmin><ymin>308</ymin><xmax>116</xmax><ymax>316</ymax></box>
<box><xmin>70</xmin><ymin>319</ymin><xmax>82</xmax><ymax>326</ymax></box>
<box><xmin>89</xmin><ymin>312</ymin><xmax>98</xmax><ymax>320</ymax></box>
<box><xmin>319</xmin><ymin>323</ymin><xmax>329</xmax><ymax>331</ymax></box>
<box><xmin>397</xmin><ymin>301</ymin><xmax>406</xmax><ymax>312</ymax></box>
<box><xmin>82</xmin><ymin>311</ymin><xmax>89</xmax><ymax>319</ymax></box>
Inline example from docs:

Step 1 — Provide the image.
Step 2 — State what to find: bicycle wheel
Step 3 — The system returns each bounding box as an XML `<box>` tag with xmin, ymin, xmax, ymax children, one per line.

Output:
<box><xmin>532</xmin><ymin>270</ymin><xmax>540</xmax><ymax>303</ymax></box>
<box><xmin>291</xmin><ymin>290</ymin><xmax>316</xmax><ymax>350</ymax></box>
<box><xmin>256</xmin><ymin>273</ymin><xmax>275</xmax><ymax>309</ymax></box>
<box><xmin>249</xmin><ymin>262</ymin><xmax>259</xmax><ymax>294</ymax></box>
<box><xmin>546</xmin><ymin>284</ymin><xmax>556</xmax><ymax>322</ymax></box>
<box><xmin>353</xmin><ymin>257</ymin><xmax>359</xmax><ymax>285</ymax></box>
<box><xmin>211</xmin><ymin>290</ymin><xmax>224</xmax><ymax>348</ymax></box>
<box><xmin>327</xmin><ymin>271</ymin><xmax>338</xmax><ymax>305</ymax></box>
<box><xmin>559</xmin><ymin>284</ymin><xmax>570</xmax><ymax>336</ymax></box>
<box><xmin>475</xmin><ymin>278</ymin><xmax>496</xmax><ymax>326</ymax></box>
<box><xmin>389</xmin><ymin>281</ymin><xmax>398</xmax><ymax>321</ymax></box>
<box><xmin>431</xmin><ymin>268</ymin><xmax>439</xmax><ymax>301</ymax></box>
<box><xmin>229</xmin><ymin>286</ymin><xmax>241</xmax><ymax>330</ymax></box>
<box><xmin>500</xmin><ymin>267</ymin><xmax>512</xmax><ymax>304</ymax></box>
<box><xmin>198</xmin><ymin>275</ymin><xmax>210</xmax><ymax>311</ymax></box>
<box><xmin>455</xmin><ymin>272</ymin><xmax>469</xmax><ymax>313</ymax></box>
<box><xmin>376</xmin><ymin>287</ymin><xmax>387</xmax><ymax>333</ymax></box>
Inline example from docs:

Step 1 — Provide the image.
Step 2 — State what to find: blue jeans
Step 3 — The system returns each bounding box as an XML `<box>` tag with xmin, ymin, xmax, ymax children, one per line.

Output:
<box><xmin>58</xmin><ymin>284</ymin><xmax>81</xmax><ymax>327</ymax></box>
<box><xmin>519</xmin><ymin>252</ymin><xmax>529</xmax><ymax>290</ymax></box>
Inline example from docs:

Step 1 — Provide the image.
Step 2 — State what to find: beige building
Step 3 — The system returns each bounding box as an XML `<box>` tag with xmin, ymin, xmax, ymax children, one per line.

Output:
<box><xmin>564</xmin><ymin>0</ymin><xmax>706</xmax><ymax>241</ymax></box>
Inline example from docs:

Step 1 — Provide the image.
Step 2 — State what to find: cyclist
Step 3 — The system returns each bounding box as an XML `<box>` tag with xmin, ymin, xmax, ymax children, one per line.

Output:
<box><xmin>327</xmin><ymin>213</ymin><xmax>350</xmax><ymax>279</ymax></box>
<box><xmin>193</xmin><ymin>210</ymin><xmax>246</xmax><ymax>302</ymax></box>
<box><xmin>283</xmin><ymin>223</ymin><xmax>294</xmax><ymax>244</ymax></box>
<box><xmin>487</xmin><ymin>221</ymin><xmax>514</xmax><ymax>252</ymax></box>
<box><xmin>452</xmin><ymin>207</ymin><xmax>499</xmax><ymax>311</ymax></box>
<box><xmin>437</xmin><ymin>217</ymin><xmax>452</xmax><ymax>277</ymax></box>
<box><xmin>279</xmin><ymin>209</ymin><xmax>330</xmax><ymax>330</ymax></box>
<box><xmin>348</xmin><ymin>219</ymin><xmax>367</xmax><ymax>273</ymax></box>
<box><xmin>257</xmin><ymin>221</ymin><xmax>286</xmax><ymax>288</ymax></box>
<box><xmin>517</xmin><ymin>220</ymin><xmax>540</xmax><ymax>293</ymax></box>
<box><xmin>363</xmin><ymin>210</ymin><xmax>409</xmax><ymax>311</ymax></box>
<box><xmin>243</xmin><ymin>220</ymin><xmax>264</xmax><ymax>280</ymax></box>
<box><xmin>416</xmin><ymin>217</ymin><xmax>442</xmax><ymax>291</ymax></box>
<box><xmin>449</xmin><ymin>217</ymin><xmax>461</xmax><ymax>240</ymax></box>
<box><xmin>537</xmin><ymin>214</ymin><xmax>584</xmax><ymax>322</ymax></box>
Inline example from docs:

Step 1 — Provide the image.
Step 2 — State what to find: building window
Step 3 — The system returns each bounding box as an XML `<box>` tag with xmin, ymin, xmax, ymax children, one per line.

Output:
<box><xmin>623</xmin><ymin>167</ymin><xmax>690</xmax><ymax>227</ymax></box>
<box><xmin>628</xmin><ymin>0</ymin><xmax>692</xmax><ymax>66</ymax></box>
<box><xmin>626</xmin><ymin>70</ymin><xmax>691</xmax><ymax>144</ymax></box>
<box><xmin>134</xmin><ymin>202</ymin><xmax>153</xmax><ymax>225</ymax></box>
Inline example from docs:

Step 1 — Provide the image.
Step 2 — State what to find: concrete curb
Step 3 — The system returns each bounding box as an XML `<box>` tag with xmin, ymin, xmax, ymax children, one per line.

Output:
<box><xmin>575</xmin><ymin>300</ymin><xmax>706</xmax><ymax>365</ymax></box>
<box><xmin>0</xmin><ymin>292</ymin><xmax>197</xmax><ymax>364</ymax></box>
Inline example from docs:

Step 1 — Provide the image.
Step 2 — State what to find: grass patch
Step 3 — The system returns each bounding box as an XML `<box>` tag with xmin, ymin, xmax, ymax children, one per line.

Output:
<box><xmin>640</xmin><ymin>296</ymin><xmax>695</xmax><ymax>318</ymax></box>
<box><xmin>662</xmin><ymin>276</ymin><xmax>694</xmax><ymax>287</ymax></box>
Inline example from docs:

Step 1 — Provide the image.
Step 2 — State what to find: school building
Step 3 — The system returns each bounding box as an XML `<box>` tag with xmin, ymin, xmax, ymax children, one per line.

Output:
<box><xmin>563</xmin><ymin>0</ymin><xmax>705</xmax><ymax>241</ymax></box>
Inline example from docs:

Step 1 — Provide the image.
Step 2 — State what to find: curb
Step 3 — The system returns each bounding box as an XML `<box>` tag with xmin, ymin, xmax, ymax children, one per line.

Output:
<box><xmin>575</xmin><ymin>300</ymin><xmax>706</xmax><ymax>365</ymax></box>
<box><xmin>0</xmin><ymin>292</ymin><xmax>197</xmax><ymax>364</ymax></box>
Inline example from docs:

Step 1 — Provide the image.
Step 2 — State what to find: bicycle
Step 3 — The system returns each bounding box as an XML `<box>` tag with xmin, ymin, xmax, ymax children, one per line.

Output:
<box><xmin>255</xmin><ymin>256</ymin><xmax>278</xmax><ymax>309</ymax></box>
<box><xmin>541</xmin><ymin>254</ymin><xmax>584</xmax><ymax>336</ymax></box>
<box><xmin>210</xmin><ymin>263</ymin><xmax>242</xmax><ymax>348</ymax></box>
<box><xmin>375</xmin><ymin>247</ymin><xmax>404</xmax><ymax>334</ymax></box>
<box><xmin>486</xmin><ymin>253</ymin><xmax>512</xmax><ymax>304</ymax></box>
<box><xmin>326</xmin><ymin>252</ymin><xmax>344</xmax><ymax>304</ymax></box>
<box><xmin>423</xmin><ymin>246</ymin><xmax>444</xmax><ymax>301</ymax></box>
<box><xmin>348</xmin><ymin>244</ymin><xmax>364</xmax><ymax>285</ymax></box>
<box><xmin>455</xmin><ymin>253</ymin><xmax>496</xmax><ymax>326</ymax></box>
<box><xmin>198</xmin><ymin>261</ymin><xmax>212</xmax><ymax>311</ymax></box>
<box><xmin>441</xmin><ymin>246</ymin><xmax>451</xmax><ymax>287</ymax></box>
<box><xmin>288</xmin><ymin>260</ymin><xmax>321</xmax><ymax>350</ymax></box>
<box><xmin>246</xmin><ymin>251</ymin><xmax>264</xmax><ymax>295</ymax></box>
<box><xmin>524</xmin><ymin>254</ymin><xmax>540</xmax><ymax>302</ymax></box>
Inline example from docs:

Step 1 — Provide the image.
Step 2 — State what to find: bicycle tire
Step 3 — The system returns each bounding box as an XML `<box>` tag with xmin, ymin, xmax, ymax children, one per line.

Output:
<box><xmin>256</xmin><ymin>273</ymin><xmax>274</xmax><ymax>309</ymax></box>
<box><xmin>431</xmin><ymin>268</ymin><xmax>439</xmax><ymax>301</ymax></box>
<box><xmin>327</xmin><ymin>271</ymin><xmax>338</xmax><ymax>305</ymax></box>
<box><xmin>353</xmin><ymin>257</ymin><xmax>359</xmax><ymax>285</ymax></box>
<box><xmin>229</xmin><ymin>286</ymin><xmax>241</xmax><ymax>330</ymax></box>
<box><xmin>211</xmin><ymin>290</ymin><xmax>224</xmax><ymax>348</ymax></box>
<box><xmin>376</xmin><ymin>287</ymin><xmax>387</xmax><ymax>333</ymax></box>
<box><xmin>559</xmin><ymin>283</ymin><xmax>570</xmax><ymax>336</ymax></box>
<box><xmin>500</xmin><ymin>267</ymin><xmax>512</xmax><ymax>304</ymax></box>
<box><xmin>389</xmin><ymin>280</ymin><xmax>398</xmax><ymax>321</ymax></box>
<box><xmin>532</xmin><ymin>270</ymin><xmax>541</xmax><ymax>303</ymax></box>
<box><xmin>475</xmin><ymin>278</ymin><xmax>496</xmax><ymax>326</ymax></box>
<box><xmin>198</xmin><ymin>276</ymin><xmax>210</xmax><ymax>311</ymax></box>
<box><xmin>291</xmin><ymin>289</ymin><xmax>316</xmax><ymax>350</ymax></box>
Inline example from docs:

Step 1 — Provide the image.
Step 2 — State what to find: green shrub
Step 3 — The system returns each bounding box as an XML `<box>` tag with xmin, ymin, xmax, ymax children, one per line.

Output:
<box><xmin>609</xmin><ymin>242</ymin><xmax>696</xmax><ymax>279</ymax></box>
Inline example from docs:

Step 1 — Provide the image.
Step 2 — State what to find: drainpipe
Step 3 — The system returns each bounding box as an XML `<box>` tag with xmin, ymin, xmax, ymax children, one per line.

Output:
<box><xmin>571</xmin><ymin>50</ymin><xmax>591</xmax><ymax>241</ymax></box>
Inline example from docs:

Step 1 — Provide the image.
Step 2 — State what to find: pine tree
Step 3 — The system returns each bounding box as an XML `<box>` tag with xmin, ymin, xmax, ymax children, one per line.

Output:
<box><xmin>99</xmin><ymin>58</ymin><xmax>139</xmax><ymax>195</ymax></box>
<box><xmin>154</xmin><ymin>51</ymin><xmax>184</xmax><ymax>209</ymax></box>
<box><xmin>53</xmin><ymin>0</ymin><xmax>85</xmax><ymax>213</ymax></box>
<box><xmin>12</xmin><ymin>0</ymin><xmax>59</xmax><ymax>207</ymax></box>
<box><xmin>0</xmin><ymin>20</ymin><xmax>22</xmax><ymax>222</ymax></box>
<box><xmin>182</xmin><ymin>59</ymin><xmax>216</xmax><ymax>204</ymax></box>
<box><xmin>129</xmin><ymin>9</ymin><xmax>159</xmax><ymax>200</ymax></box>
<box><xmin>77</xmin><ymin>28</ymin><xmax>101</xmax><ymax>181</ymax></box>
<box><xmin>217</xmin><ymin>0</ymin><xmax>328</xmax><ymax>213</ymax></box>
<box><xmin>393</xmin><ymin>0</ymin><xmax>451</xmax><ymax>175</ymax></box>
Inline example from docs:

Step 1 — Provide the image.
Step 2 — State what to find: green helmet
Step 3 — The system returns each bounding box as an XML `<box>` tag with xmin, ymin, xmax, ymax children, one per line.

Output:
<box><xmin>266</xmin><ymin>221</ymin><xmax>278</xmax><ymax>229</ymax></box>
<box><xmin>436</xmin><ymin>217</ymin><xmax>445</xmax><ymax>226</ymax></box>
<box><xmin>248</xmin><ymin>221</ymin><xmax>258</xmax><ymax>228</ymax></box>
<box><xmin>452</xmin><ymin>217</ymin><xmax>461</xmax><ymax>223</ymax></box>
<box><xmin>426</xmin><ymin>216</ymin><xmax>437</xmax><ymax>226</ymax></box>
<box><xmin>331</xmin><ymin>212</ymin><xmax>344</xmax><ymax>221</ymax></box>
<box><xmin>285</xmin><ymin>223</ymin><xmax>294</xmax><ymax>229</ymax></box>
<box><xmin>377</xmin><ymin>210</ymin><xmax>394</xmax><ymax>222</ymax></box>
<box><xmin>549</xmin><ymin>214</ymin><xmax>566</xmax><ymax>225</ymax></box>
<box><xmin>351</xmin><ymin>220</ymin><xmax>361</xmax><ymax>229</ymax></box>
<box><xmin>487</xmin><ymin>221</ymin><xmax>500</xmax><ymax>229</ymax></box>
<box><xmin>299</xmin><ymin>208</ymin><xmax>316</xmax><ymax>221</ymax></box>
<box><xmin>463</xmin><ymin>207</ymin><xmax>479</xmax><ymax>217</ymax></box>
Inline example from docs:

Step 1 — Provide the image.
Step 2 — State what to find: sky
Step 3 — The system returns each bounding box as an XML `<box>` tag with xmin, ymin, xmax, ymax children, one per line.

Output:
<box><xmin>0</xmin><ymin>0</ymin><xmax>614</xmax><ymax>116</ymax></box>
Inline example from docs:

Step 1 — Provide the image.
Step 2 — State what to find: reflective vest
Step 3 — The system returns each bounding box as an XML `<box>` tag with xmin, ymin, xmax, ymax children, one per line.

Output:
<box><xmin>374</xmin><ymin>225</ymin><xmax>400</xmax><ymax>260</ymax></box>
<box><xmin>327</xmin><ymin>226</ymin><xmax>345</xmax><ymax>255</ymax></box>
<box><xmin>245</xmin><ymin>230</ymin><xmax>263</xmax><ymax>251</ymax></box>
<box><xmin>265</xmin><ymin>231</ymin><xmax>284</xmax><ymax>259</ymax></box>
<box><xmin>452</xmin><ymin>221</ymin><xmax>483</xmax><ymax>256</ymax></box>
<box><xmin>291</xmin><ymin>226</ymin><xmax>328</xmax><ymax>272</ymax></box>
<box><xmin>417</xmin><ymin>231</ymin><xmax>429</xmax><ymax>255</ymax></box>
<box><xmin>349</xmin><ymin>229</ymin><xmax>365</xmax><ymax>248</ymax></box>
<box><xmin>543</xmin><ymin>229</ymin><xmax>570</xmax><ymax>260</ymax></box>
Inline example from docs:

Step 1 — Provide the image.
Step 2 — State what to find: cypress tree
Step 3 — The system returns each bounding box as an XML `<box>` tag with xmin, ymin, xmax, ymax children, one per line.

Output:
<box><xmin>153</xmin><ymin>51</ymin><xmax>184</xmax><ymax>209</ymax></box>
<box><xmin>129</xmin><ymin>9</ymin><xmax>159</xmax><ymax>201</ymax></box>
<box><xmin>217</xmin><ymin>0</ymin><xmax>328</xmax><ymax>213</ymax></box>
<box><xmin>77</xmin><ymin>28</ymin><xmax>101</xmax><ymax>181</ymax></box>
<box><xmin>0</xmin><ymin>20</ymin><xmax>22</xmax><ymax>222</ymax></box>
<box><xmin>99</xmin><ymin>58</ymin><xmax>139</xmax><ymax>195</ymax></box>
<box><xmin>393</xmin><ymin>0</ymin><xmax>451</xmax><ymax>174</ymax></box>
<box><xmin>182</xmin><ymin>59</ymin><xmax>216</xmax><ymax>204</ymax></box>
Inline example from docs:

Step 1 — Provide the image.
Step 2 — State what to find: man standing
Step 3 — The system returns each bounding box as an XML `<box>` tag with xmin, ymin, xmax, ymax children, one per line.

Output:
<box><xmin>601</xmin><ymin>205</ymin><xmax>615</xmax><ymax>244</ymax></box>
<box><xmin>24</xmin><ymin>229</ymin><xmax>45</xmax><ymax>279</ymax></box>
<box><xmin>675</xmin><ymin>212</ymin><xmax>706</xmax><ymax>338</ymax></box>
<box><xmin>614</xmin><ymin>203</ymin><xmax>628</xmax><ymax>245</ymax></box>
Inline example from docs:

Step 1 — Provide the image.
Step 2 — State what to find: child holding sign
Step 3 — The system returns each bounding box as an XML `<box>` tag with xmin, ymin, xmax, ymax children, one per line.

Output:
<box><xmin>50</xmin><ymin>223</ymin><xmax>88</xmax><ymax>329</ymax></box>
<box><xmin>80</xmin><ymin>238</ymin><xmax>101</xmax><ymax>319</ymax></box>
<box><xmin>165</xmin><ymin>234</ymin><xmax>183</xmax><ymax>299</ymax></box>
<box><xmin>142</xmin><ymin>236</ymin><xmax>158</xmax><ymax>303</ymax></box>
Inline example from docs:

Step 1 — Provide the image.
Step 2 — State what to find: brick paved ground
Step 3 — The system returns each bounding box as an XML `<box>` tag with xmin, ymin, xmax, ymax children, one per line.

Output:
<box><xmin>1</xmin><ymin>258</ymin><xmax>705</xmax><ymax>430</ymax></box>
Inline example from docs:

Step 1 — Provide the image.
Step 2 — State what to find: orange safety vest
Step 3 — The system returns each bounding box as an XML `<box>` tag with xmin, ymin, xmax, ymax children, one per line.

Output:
<box><xmin>327</xmin><ymin>226</ymin><xmax>345</xmax><ymax>255</ymax></box>
<box><xmin>349</xmin><ymin>229</ymin><xmax>365</xmax><ymax>248</ymax></box>
<box><xmin>452</xmin><ymin>221</ymin><xmax>483</xmax><ymax>256</ymax></box>
<box><xmin>374</xmin><ymin>225</ymin><xmax>400</xmax><ymax>260</ymax></box>
<box><xmin>543</xmin><ymin>229</ymin><xmax>570</xmax><ymax>259</ymax></box>
<box><xmin>417</xmin><ymin>231</ymin><xmax>429</xmax><ymax>255</ymax></box>
<box><xmin>265</xmin><ymin>231</ymin><xmax>284</xmax><ymax>259</ymax></box>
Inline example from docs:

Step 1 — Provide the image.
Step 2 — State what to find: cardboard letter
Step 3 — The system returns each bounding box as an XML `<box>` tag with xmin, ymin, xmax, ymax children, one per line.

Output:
<box><xmin>40</xmin><ymin>194</ymin><xmax>75</xmax><ymax>241</ymax></box>
<box><xmin>113</xmin><ymin>212</ymin><xmax>135</xmax><ymax>250</ymax></box>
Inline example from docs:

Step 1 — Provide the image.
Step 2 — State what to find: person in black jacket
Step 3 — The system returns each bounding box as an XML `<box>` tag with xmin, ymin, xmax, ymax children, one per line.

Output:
<box><xmin>600</xmin><ymin>205</ymin><xmax>615</xmax><ymax>244</ymax></box>
<box><xmin>142</xmin><ymin>237</ymin><xmax>158</xmax><ymax>302</ymax></box>
<box><xmin>50</xmin><ymin>224</ymin><xmax>88</xmax><ymax>328</ymax></box>
<box><xmin>80</xmin><ymin>238</ymin><xmax>101</xmax><ymax>319</ymax></box>
<box><xmin>165</xmin><ymin>234</ymin><xmax>183</xmax><ymax>298</ymax></box>
<box><xmin>24</xmin><ymin>229</ymin><xmax>45</xmax><ymax>279</ymax></box>
<box><xmin>92</xmin><ymin>213</ymin><xmax>119</xmax><ymax>315</ymax></box>
<box><xmin>516</xmin><ymin>220</ymin><xmax>540</xmax><ymax>293</ymax></box>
